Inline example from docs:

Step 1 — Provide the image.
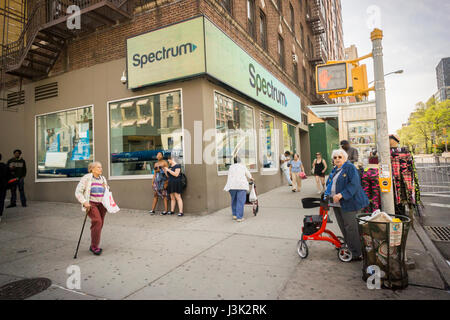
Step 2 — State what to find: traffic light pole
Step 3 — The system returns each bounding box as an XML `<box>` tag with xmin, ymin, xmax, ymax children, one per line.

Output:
<box><xmin>371</xmin><ymin>29</ymin><xmax>395</xmax><ymax>215</ymax></box>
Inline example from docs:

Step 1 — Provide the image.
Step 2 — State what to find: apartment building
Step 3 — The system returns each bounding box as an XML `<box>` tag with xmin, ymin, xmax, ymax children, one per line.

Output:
<box><xmin>0</xmin><ymin>0</ymin><xmax>345</xmax><ymax>213</ymax></box>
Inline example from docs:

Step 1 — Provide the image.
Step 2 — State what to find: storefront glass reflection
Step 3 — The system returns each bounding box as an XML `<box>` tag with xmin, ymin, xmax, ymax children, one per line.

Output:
<box><xmin>282</xmin><ymin>122</ymin><xmax>296</xmax><ymax>154</ymax></box>
<box><xmin>36</xmin><ymin>106</ymin><xmax>93</xmax><ymax>179</ymax></box>
<box><xmin>260</xmin><ymin>112</ymin><xmax>278</xmax><ymax>169</ymax></box>
<box><xmin>108</xmin><ymin>91</ymin><xmax>183</xmax><ymax>177</ymax></box>
<box><xmin>215</xmin><ymin>92</ymin><xmax>257</xmax><ymax>172</ymax></box>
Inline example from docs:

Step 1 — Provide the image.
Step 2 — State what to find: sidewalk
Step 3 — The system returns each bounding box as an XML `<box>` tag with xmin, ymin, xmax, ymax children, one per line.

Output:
<box><xmin>0</xmin><ymin>178</ymin><xmax>449</xmax><ymax>300</ymax></box>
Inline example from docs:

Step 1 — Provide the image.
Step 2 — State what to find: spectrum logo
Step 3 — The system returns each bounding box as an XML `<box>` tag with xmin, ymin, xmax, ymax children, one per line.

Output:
<box><xmin>249</xmin><ymin>63</ymin><xmax>288</xmax><ymax>107</ymax></box>
<box><xmin>132</xmin><ymin>43</ymin><xmax>197</xmax><ymax>68</ymax></box>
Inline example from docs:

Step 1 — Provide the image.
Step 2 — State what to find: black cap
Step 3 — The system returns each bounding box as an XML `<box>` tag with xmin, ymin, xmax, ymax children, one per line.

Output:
<box><xmin>340</xmin><ymin>140</ymin><xmax>349</xmax><ymax>146</ymax></box>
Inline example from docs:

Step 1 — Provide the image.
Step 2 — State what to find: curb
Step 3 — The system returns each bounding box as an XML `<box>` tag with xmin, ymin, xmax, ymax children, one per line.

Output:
<box><xmin>412</xmin><ymin>220</ymin><xmax>450</xmax><ymax>290</ymax></box>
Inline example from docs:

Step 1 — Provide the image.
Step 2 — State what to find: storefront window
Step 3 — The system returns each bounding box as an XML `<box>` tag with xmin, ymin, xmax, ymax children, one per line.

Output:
<box><xmin>282</xmin><ymin>121</ymin><xmax>297</xmax><ymax>154</ymax></box>
<box><xmin>108</xmin><ymin>91</ymin><xmax>183</xmax><ymax>177</ymax></box>
<box><xmin>36</xmin><ymin>106</ymin><xmax>93</xmax><ymax>179</ymax></box>
<box><xmin>347</xmin><ymin>120</ymin><xmax>376</xmax><ymax>165</ymax></box>
<box><xmin>260</xmin><ymin>112</ymin><xmax>278</xmax><ymax>170</ymax></box>
<box><xmin>215</xmin><ymin>92</ymin><xmax>257</xmax><ymax>173</ymax></box>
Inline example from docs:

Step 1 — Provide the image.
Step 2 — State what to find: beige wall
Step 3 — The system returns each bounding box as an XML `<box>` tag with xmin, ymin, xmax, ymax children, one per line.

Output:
<box><xmin>0</xmin><ymin>57</ymin><xmax>303</xmax><ymax>214</ymax></box>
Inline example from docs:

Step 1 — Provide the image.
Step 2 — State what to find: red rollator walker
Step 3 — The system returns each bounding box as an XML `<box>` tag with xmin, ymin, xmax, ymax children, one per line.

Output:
<box><xmin>297</xmin><ymin>196</ymin><xmax>353</xmax><ymax>262</ymax></box>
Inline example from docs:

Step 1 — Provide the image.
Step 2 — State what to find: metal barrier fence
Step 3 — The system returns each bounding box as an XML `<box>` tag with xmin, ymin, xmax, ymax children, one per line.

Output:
<box><xmin>415</xmin><ymin>156</ymin><xmax>450</xmax><ymax>195</ymax></box>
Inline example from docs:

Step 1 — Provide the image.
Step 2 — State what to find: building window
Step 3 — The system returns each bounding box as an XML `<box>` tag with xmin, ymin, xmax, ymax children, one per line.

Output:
<box><xmin>108</xmin><ymin>90</ymin><xmax>183</xmax><ymax>177</ymax></box>
<box><xmin>215</xmin><ymin>92</ymin><xmax>257</xmax><ymax>173</ymax></box>
<box><xmin>277</xmin><ymin>0</ymin><xmax>282</xmax><ymax>13</ymax></box>
<box><xmin>290</xmin><ymin>3</ymin><xmax>295</xmax><ymax>30</ymax></box>
<box><xmin>36</xmin><ymin>106</ymin><xmax>93</xmax><ymax>180</ymax></box>
<box><xmin>298</xmin><ymin>0</ymin><xmax>302</xmax><ymax>12</ymax></box>
<box><xmin>219</xmin><ymin>0</ymin><xmax>232</xmax><ymax>14</ymax></box>
<box><xmin>293</xmin><ymin>62</ymin><xmax>299</xmax><ymax>84</ymax></box>
<box><xmin>260</xmin><ymin>112</ymin><xmax>278</xmax><ymax>170</ymax></box>
<box><xmin>303</xmin><ymin>66</ymin><xmax>307</xmax><ymax>92</ymax></box>
<box><xmin>259</xmin><ymin>10</ymin><xmax>267</xmax><ymax>50</ymax></box>
<box><xmin>300</xmin><ymin>24</ymin><xmax>304</xmax><ymax>48</ymax></box>
<box><xmin>282</xmin><ymin>122</ymin><xmax>296</xmax><ymax>154</ymax></box>
<box><xmin>247</xmin><ymin>0</ymin><xmax>256</xmax><ymax>39</ymax></box>
<box><xmin>278</xmin><ymin>36</ymin><xmax>285</xmax><ymax>69</ymax></box>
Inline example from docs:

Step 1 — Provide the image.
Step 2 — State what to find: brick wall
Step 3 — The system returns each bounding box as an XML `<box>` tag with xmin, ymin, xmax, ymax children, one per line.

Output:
<box><xmin>50</xmin><ymin>0</ymin><xmax>341</xmax><ymax>110</ymax></box>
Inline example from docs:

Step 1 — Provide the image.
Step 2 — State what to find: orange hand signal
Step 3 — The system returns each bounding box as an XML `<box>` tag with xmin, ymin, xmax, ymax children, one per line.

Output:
<box><xmin>319</xmin><ymin>69</ymin><xmax>333</xmax><ymax>89</ymax></box>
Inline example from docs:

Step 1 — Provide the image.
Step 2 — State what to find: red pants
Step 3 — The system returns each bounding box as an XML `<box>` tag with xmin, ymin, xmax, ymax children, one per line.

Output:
<box><xmin>88</xmin><ymin>201</ymin><xmax>107</xmax><ymax>248</ymax></box>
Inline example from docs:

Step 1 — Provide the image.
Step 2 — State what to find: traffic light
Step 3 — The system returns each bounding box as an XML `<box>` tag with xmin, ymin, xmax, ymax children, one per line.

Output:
<box><xmin>351</xmin><ymin>64</ymin><xmax>369</xmax><ymax>97</ymax></box>
<box><xmin>316</xmin><ymin>62</ymin><xmax>348</xmax><ymax>94</ymax></box>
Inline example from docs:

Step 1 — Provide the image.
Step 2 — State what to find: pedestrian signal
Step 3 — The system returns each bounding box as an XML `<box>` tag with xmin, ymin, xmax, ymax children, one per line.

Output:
<box><xmin>316</xmin><ymin>62</ymin><xmax>348</xmax><ymax>94</ymax></box>
<box><xmin>352</xmin><ymin>64</ymin><xmax>369</xmax><ymax>97</ymax></box>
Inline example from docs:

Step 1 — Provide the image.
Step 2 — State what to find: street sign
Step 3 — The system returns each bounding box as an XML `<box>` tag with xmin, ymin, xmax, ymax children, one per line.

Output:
<box><xmin>316</xmin><ymin>62</ymin><xmax>348</xmax><ymax>94</ymax></box>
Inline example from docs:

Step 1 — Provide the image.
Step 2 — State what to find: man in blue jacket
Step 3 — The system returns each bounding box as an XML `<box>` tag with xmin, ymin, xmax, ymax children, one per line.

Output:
<box><xmin>325</xmin><ymin>149</ymin><xmax>369</xmax><ymax>260</ymax></box>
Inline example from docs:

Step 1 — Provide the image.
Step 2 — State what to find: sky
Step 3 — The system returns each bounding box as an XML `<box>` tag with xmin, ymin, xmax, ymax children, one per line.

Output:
<box><xmin>340</xmin><ymin>0</ymin><xmax>450</xmax><ymax>133</ymax></box>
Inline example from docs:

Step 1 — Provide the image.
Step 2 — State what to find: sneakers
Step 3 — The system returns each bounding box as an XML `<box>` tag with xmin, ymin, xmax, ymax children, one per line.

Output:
<box><xmin>177</xmin><ymin>213</ymin><xmax>184</xmax><ymax>217</ymax></box>
<box><xmin>89</xmin><ymin>246</ymin><xmax>102</xmax><ymax>256</ymax></box>
<box><xmin>236</xmin><ymin>218</ymin><xmax>245</xmax><ymax>222</ymax></box>
<box><xmin>232</xmin><ymin>216</ymin><xmax>237</xmax><ymax>220</ymax></box>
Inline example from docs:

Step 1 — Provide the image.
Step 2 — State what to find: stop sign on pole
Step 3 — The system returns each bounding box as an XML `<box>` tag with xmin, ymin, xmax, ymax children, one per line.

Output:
<box><xmin>316</xmin><ymin>62</ymin><xmax>348</xmax><ymax>94</ymax></box>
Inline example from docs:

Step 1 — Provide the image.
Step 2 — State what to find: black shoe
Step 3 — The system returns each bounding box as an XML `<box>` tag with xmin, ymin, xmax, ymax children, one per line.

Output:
<box><xmin>89</xmin><ymin>246</ymin><xmax>102</xmax><ymax>256</ymax></box>
<box><xmin>148</xmin><ymin>210</ymin><xmax>156</xmax><ymax>215</ymax></box>
<box><xmin>22</xmin><ymin>204</ymin><xmax>27</xmax><ymax>207</ymax></box>
<box><xmin>178</xmin><ymin>213</ymin><xmax>184</xmax><ymax>217</ymax></box>
<box><xmin>167</xmin><ymin>211</ymin><xmax>174</xmax><ymax>215</ymax></box>
<box><xmin>161</xmin><ymin>211</ymin><xmax>168</xmax><ymax>215</ymax></box>
<box><xmin>6</xmin><ymin>204</ymin><xmax>16</xmax><ymax>208</ymax></box>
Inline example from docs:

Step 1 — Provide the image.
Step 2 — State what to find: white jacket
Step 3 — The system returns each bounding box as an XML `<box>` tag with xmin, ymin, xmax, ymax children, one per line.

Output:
<box><xmin>224</xmin><ymin>163</ymin><xmax>252</xmax><ymax>192</ymax></box>
<box><xmin>75</xmin><ymin>173</ymin><xmax>108</xmax><ymax>212</ymax></box>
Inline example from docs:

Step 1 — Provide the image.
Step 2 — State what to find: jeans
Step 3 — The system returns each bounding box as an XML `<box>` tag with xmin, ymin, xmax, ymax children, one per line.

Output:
<box><xmin>10</xmin><ymin>177</ymin><xmax>26</xmax><ymax>206</ymax></box>
<box><xmin>333</xmin><ymin>207</ymin><xmax>362</xmax><ymax>257</ymax></box>
<box><xmin>282</xmin><ymin>168</ymin><xmax>292</xmax><ymax>185</ymax></box>
<box><xmin>229</xmin><ymin>190</ymin><xmax>246</xmax><ymax>219</ymax></box>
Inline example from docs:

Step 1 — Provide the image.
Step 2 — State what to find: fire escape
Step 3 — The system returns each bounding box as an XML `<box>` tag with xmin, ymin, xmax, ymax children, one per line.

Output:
<box><xmin>306</xmin><ymin>0</ymin><xmax>330</xmax><ymax>104</ymax></box>
<box><xmin>1</xmin><ymin>0</ymin><xmax>131</xmax><ymax>109</ymax></box>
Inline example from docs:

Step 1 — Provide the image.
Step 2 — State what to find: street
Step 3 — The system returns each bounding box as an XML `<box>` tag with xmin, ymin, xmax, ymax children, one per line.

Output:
<box><xmin>0</xmin><ymin>179</ymin><xmax>449</xmax><ymax>300</ymax></box>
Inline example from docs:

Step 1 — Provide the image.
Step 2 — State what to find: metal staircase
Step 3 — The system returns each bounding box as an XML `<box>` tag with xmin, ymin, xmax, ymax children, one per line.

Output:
<box><xmin>1</xmin><ymin>0</ymin><xmax>132</xmax><ymax>81</ymax></box>
<box><xmin>306</xmin><ymin>0</ymin><xmax>327</xmax><ymax>66</ymax></box>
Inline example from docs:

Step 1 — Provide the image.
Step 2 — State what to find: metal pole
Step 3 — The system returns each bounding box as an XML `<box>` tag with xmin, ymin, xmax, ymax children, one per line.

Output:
<box><xmin>371</xmin><ymin>29</ymin><xmax>395</xmax><ymax>214</ymax></box>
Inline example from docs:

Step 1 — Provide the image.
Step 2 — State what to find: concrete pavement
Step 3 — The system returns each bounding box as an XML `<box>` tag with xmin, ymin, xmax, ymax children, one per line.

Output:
<box><xmin>0</xmin><ymin>178</ymin><xmax>449</xmax><ymax>300</ymax></box>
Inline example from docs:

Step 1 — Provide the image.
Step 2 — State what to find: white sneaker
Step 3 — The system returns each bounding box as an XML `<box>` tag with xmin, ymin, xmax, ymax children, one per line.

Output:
<box><xmin>237</xmin><ymin>218</ymin><xmax>245</xmax><ymax>222</ymax></box>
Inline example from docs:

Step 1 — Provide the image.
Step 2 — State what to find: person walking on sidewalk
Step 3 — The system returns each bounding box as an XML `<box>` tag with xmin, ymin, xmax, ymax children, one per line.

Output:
<box><xmin>149</xmin><ymin>152</ymin><xmax>169</xmax><ymax>215</ymax></box>
<box><xmin>289</xmin><ymin>153</ymin><xmax>305</xmax><ymax>193</ymax></box>
<box><xmin>163</xmin><ymin>154</ymin><xmax>184</xmax><ymax>217</ymax></box>
<box><xmin>0</xmin><ymin>154</ymin><xmax>8</xmax><ymax>223</ymax></box>
<box><xmin>324</xmin><ymin>149</ymin><xmax>369</xmax><ymax>261</ymax></box>
<box><xmin>224</xmin><ymin>156</ymin><xmax>253</xmax><ymax>222</ymax></box>
<box><xmin>75</xmin><ymin>161</ymin><xmax>109</xmax><ymax>256</ymax></box>
<box><xmin>312</xmin><ymin>152</ymin><xmax>327</xmax><ymax>194</ymax></box>
<box><xmin>340</xmin><ymin>140</ymin><xmax>359</xmax><ymax>164</ymax></box>
<box><xmin>6</xmin><ymin>149</ymin><xmax>27</xmax><ymax>208</ymax></box>
<box><xmin>280</xmin><ymin>151</ymin><xmax>292</xmax><ymax>186</ymax></box>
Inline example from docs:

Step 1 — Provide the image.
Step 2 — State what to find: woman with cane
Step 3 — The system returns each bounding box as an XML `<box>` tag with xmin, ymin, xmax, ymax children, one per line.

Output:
<box><xmin>75</xmin><ymin>162</ymin><xmax>109</xmax><ymax>256</ymax></box>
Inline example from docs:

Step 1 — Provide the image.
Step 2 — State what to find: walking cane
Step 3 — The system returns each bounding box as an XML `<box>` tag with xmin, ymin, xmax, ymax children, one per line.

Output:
<box><xmin>74</xmin><ymin>207</ymin><xmax>89</xmax><ymax>259</ymax></box>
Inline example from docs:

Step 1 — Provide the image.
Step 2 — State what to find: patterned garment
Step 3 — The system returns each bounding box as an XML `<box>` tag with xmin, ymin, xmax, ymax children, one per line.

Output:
<box><xmin>361</xmin><ymin>168</ymin><xmax>381</xmax><ymax>213</ymax></box>
<box><xmin>391</xmin><ymin>149</ymin><xmax>415</xmax><ymax>207</ymax></box>
<box><xmin>89</xmin><ymin>176</ymin><xmax>105</xmax><ymax>203</ymax></box>
<box><xmin>152</xmin><ymin>176</ymin><xmax>168</xmax><ymax>199</ymax></box>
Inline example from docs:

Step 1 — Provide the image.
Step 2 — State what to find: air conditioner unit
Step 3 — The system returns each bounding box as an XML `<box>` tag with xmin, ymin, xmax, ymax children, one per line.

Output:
<box><xmin>292</xmin><ymin>54</ymin><xmax>298</xmax><ymax>64</ymax></box>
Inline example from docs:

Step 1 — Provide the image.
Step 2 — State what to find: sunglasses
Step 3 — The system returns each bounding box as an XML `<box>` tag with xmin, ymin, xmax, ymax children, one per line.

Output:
<box><xmin>333</xmin><ymin>156</ymin><xmax>343</xmax><ymax>159</ymax></box>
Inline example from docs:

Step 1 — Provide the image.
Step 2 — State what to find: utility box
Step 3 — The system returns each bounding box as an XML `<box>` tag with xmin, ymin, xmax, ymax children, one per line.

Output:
<box><xmin>309</xmin><ymin>122</ymin><xmax>339</xmax><ymax>175</ymax></box>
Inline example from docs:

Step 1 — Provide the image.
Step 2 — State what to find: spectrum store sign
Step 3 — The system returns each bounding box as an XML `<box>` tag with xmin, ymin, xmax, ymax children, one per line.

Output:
<box><xmin>126</xmin><ymin>16</ymin><xmax>301</xmax><ymax>122</ymax></box>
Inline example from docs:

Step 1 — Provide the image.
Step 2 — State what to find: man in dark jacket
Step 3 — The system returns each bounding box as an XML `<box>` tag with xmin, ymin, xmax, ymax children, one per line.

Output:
<box><xmin>340</xmin><ymin>140</ymin><xmax>359</xmax><ymax>164</ymax></box>
<box><xmin>0</xmin><ymin>153</ymin><xmax>10</xmax><ymax>222</ymax></box>
<box><xmin>7</xmin><ymin>149</ymin><xmax>27</xmax><ymax>208</ymax></box>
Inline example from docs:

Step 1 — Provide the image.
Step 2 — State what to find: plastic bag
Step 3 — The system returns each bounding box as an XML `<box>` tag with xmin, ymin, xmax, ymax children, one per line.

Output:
<box><xmin>102</xmin><ymin>187</ymin><xmax>120</xmax><ymax>213</ymax></box>
<box><xmin>249</xmin><ymin>184</ymin><xmax>257</xmax><ymax>202</ymax></box>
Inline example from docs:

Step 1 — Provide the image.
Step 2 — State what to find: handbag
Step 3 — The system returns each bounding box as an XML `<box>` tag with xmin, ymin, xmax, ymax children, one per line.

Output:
<box><xmin>102</xmin><ymin>187</ymin><xmax>120</xmax><ymax>213</ymax></box>
<box><xmin>299</xmin><ymin>172</ymin><xmax>307</xmax><ymax>180</ymax></box>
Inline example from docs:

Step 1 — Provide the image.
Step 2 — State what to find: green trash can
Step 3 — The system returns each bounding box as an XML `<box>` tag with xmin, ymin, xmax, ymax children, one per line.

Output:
<box><xmin>356</xmin><ymin>213</ymin><xmax>411</xmax><ymax>290</ymax></box>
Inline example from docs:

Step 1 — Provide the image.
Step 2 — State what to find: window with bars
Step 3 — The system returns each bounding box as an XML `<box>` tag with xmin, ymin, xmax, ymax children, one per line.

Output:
<box><xmin>278</xmin><ymin>36</ymin><xmax>285</xmax><ymax>69</ymax></box>
<box><xmin>300</xmin><ymin>24</ymin><xmax>304</xmax><ymax>48</ymax></box>
<box><xmin>260</xmin><ymin>10</ymin><xmax>267</xmax><ymax>50</ymax></box>
<box><xmin>293</xmin><ymin>62</ymin><xmax>299</xmax><ymax>84</ymax></box>
<box><xmin>303</xmin><ymin>67</ymin><xmax>307</xmax><ymax>92</ymax></box>
<box><xmin>247</xmin><ymin>0</ymin><xmax>256</xmax><ymax>39</ymax></box>
<box><xmin>277</xmin><ymin>0</ymin><xmax>282</xmax><ymax>13</ymax></box>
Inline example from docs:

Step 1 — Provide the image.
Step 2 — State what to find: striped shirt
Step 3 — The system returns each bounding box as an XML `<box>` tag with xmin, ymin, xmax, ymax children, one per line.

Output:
<box><xmin>89</xmin><ymin>176</ymin><xmax>105</xmax><ymax>203</ymax></box>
